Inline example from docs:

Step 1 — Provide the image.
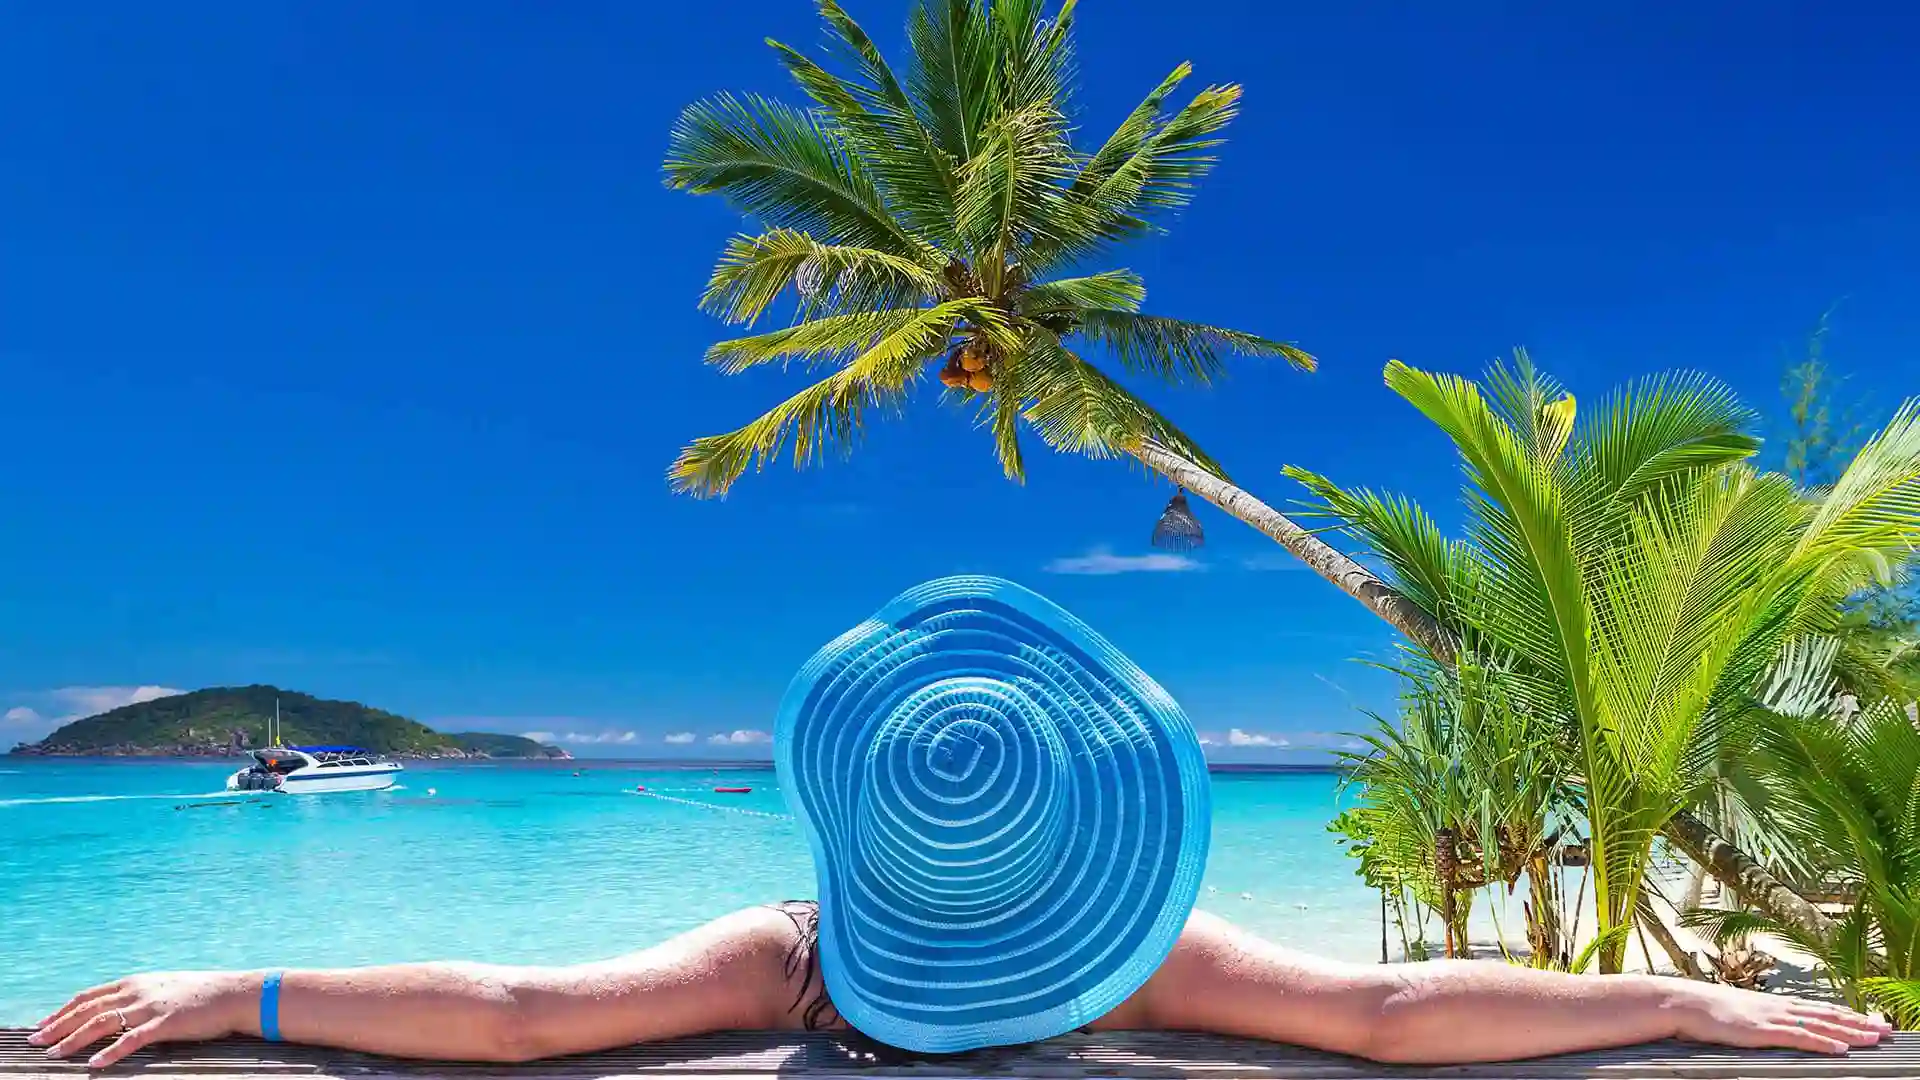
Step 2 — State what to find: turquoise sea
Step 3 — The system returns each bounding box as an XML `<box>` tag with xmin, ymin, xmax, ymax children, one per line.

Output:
<box><xmin>0</xmin><ymin>760</ymin><xmax>1379</xmax><ymax>1025</ymax></box>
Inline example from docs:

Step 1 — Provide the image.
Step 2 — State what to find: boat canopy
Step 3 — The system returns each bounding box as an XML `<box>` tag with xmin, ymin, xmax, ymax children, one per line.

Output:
<box><xmin>290</xmin><ymin>745</ymin><xmax>371</xmax><ymax>754</ymax></box>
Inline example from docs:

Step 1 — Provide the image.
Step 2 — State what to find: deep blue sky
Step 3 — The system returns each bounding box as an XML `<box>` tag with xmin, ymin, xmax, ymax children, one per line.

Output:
<box><xmin>2</xmin><ymin>2</ymin><xmax>1915</xmax><ymax>758</ymax></box>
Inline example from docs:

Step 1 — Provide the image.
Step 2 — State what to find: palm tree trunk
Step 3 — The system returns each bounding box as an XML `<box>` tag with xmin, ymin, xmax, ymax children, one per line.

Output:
<box><xmin>1660</xmin><ymin>809</ymin><xmax>1837</xmax><ymax>944</ymax></box>
<box><xmin>1636</xmin><ymin>886</ymin><xmax>1709</xmax><ymax>981</ymax></box>
<box><xmin>1127</xmin><ymin>438</ymin><xmax>1841</xmax><ymax>946</ymax></box>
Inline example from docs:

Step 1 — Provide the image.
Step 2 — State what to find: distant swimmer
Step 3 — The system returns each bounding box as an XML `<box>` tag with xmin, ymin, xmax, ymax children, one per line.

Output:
<box><xmin>425</xmin><ymin>788</ymin><xmax>438</xmax><ymax>797</ymax></box>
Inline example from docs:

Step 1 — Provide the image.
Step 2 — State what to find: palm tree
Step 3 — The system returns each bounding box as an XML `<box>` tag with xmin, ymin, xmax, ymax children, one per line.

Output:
<box><xmin>1335</xmin><ymin>651</ymin><xmax>1574</xmax><ymax>964</ymax></box>
<box><xmin>663</xmin><ymin>0</ymin><xmax>1310</xmax><ymax>503</ymax></box>
<box><xmin>1292</xmin><ymin>356</ymin><xmax>1920</xmax><ymax>972</ymax></box>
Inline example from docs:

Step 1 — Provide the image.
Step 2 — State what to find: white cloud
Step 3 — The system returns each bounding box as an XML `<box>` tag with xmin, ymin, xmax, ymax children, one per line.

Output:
<box><xmin>3</xmin><ymin>706</ymin><xmax>43</xmax><ymax>726</ymax></box>
<box><xmin>663</xmin><ymin>732</ymin><xmax>696</xmax><ymax>745</ymax></box>
<box><xmin>1045</xmin><ymin>546</ymin><xmax>1202</xmax><ymax>576</ymax></box>
<box><xmin>708</xmin><ymin>729</ymin><xmax>772</xmax><ymax>745</ymax></box>
<box><xmin>529</xmin><ymin>730</ymin><xmax>643</xmax><ymax>745</ymax></box>
<box><xmin>1196</xmin><ymin>733</ymin><xmax>1216</xmax><ymax>746</ymax></box>
<box><xmin>1227</xmin><ymin>728</ymin><xmax>1288</xmax><ymax>748</ymax></box>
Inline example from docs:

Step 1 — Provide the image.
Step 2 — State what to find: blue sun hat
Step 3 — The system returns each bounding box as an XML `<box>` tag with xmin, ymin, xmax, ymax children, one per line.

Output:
<box><xmin>775</xmin><ymin>576</ymin><xmax>1210</xmax><ymax>1054</ymax></box>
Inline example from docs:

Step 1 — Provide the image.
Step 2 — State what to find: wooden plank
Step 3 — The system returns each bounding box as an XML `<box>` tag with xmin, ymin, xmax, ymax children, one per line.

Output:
<box><xmin>3</xmin><ymin>1029</ymin><xmax>1917</xmax><ymax>1080</ymax></box>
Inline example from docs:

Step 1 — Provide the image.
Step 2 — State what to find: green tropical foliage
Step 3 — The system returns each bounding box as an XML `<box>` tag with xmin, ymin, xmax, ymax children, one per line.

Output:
<box><xmin>1775</xmin><ymin>316</ymin><xmax>1920</xmax><ymax>705</ymax></box>
<box><xmin>1333</xmin><ymin>652</ymin><xmax>1575</xmax><ymax>965</ymax></box>
<box><xmin>661</xmin><ymin>0</ymin><xmax>1309</xmax><ymax>496</ymax></box>
<box><xmin>1296</xmin><ymin>353</ymin><xmax>1920</xmax><ymax>972</ymax></box>
<box><xmin>1684</xmin><ymin>701</ymin><xmax>1920</xmax><ymax>1025</ymax></box>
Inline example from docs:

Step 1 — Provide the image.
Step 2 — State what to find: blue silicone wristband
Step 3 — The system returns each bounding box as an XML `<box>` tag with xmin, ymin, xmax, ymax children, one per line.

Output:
<box><xmin>259</xmin><ymin>971</ymin><xmax>284</xmax><ymax>1043</ymax></box>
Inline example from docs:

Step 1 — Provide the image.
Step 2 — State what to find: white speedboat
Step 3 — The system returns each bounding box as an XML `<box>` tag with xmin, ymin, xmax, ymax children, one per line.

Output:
<box><xmin>226</xmin><ymin>745</ymin><xmax>403</xmax><ymax>794</ymax></box>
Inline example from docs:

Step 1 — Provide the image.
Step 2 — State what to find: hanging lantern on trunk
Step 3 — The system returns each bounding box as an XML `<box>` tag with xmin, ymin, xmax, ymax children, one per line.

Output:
<box><xmin>1150</xmin><ymin>488</ymin><xmax>1204</xmax><ymax>552</ymax></box>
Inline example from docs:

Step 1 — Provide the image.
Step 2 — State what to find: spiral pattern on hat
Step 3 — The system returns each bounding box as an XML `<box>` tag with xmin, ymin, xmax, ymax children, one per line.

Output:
<box><xmin>777</xmin><ymin>576</ymin><xmax>1210</xmax><ymax>1054</ymax></box>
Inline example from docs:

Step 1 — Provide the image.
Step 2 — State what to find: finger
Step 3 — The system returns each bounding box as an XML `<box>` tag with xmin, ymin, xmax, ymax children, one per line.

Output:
<box><xmin>32</xmin><ymin>982</ymin><xmax>123</xmax><ymax>1038</ymax></box>
<box><xmin>89</xmin><ymin>1020</ymin><xmax>163</xmax><ymax>1070</ymax></box>
<box><xmin>1770</xmin><ymin>1023</ymin><xmax>1849</xmax><ymax>1056</ymax></box>
<box><xmin>1810</xmin><ymin>1004</ymin><xmax>1891</xmax><ymax>1032</ymax></box>
<box><xmin>35</xmin><ymin>994</ymin><xmax>128</xmax><ymax>1053</ymax></box>
<box><xmin>1790</xmin><ymin>1008</ymin><xmax>1886</xmax><ymax>1045</ymax></box>
<box><xmin>47</xmin><ymin>1008</ymin><xmax>132</xmax><ymax>1060</ymax></box>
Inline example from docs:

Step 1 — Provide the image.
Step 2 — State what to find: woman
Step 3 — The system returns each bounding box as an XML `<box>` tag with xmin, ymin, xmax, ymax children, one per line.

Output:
<box><xmin>28</xmin><ymin>902</ymin><xmax>1890</xmax><ymax>1069</ymax></box>
<box><xmin>29</xmin><ymin>579</ymin><xmax>1892</xmax><ymax>1067</ymax></box>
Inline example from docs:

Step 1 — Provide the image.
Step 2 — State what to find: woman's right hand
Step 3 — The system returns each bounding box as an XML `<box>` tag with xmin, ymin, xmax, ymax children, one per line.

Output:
<box><xmin>30</xmin><ymin>972</ymin><xmax>256</xmax><ymax>1069</ymax></box>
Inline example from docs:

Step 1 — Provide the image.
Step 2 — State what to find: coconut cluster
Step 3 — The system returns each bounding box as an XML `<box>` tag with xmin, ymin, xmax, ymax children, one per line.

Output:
<box><xmin>939</xmin><ymin>340</ymin><xmax>995</xmax><ymax>392</ymax></box>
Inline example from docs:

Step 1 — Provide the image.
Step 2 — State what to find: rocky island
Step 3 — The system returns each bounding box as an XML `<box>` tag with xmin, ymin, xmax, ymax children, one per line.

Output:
<box><xmin>6</xmin><ymin>684</ymin><xmax>571</xmax><ymax>759</ymax></box>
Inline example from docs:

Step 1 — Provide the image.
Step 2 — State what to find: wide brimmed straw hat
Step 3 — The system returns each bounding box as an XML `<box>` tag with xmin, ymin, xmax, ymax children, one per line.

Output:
<box><xmin>775</xmin><ymin>576</ymin><xmax>1210</xmax><ymax>1053</ymax></box>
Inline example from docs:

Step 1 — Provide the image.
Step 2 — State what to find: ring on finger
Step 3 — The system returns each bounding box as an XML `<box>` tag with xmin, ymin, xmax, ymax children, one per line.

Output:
<box><xmin>113</xmin><ymin>1008</ymin><xmax>129</xmax><ymax>1032</ymax></box>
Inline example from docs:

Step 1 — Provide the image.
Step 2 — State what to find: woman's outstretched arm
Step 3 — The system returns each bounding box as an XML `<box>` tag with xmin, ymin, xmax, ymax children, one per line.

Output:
<box><xmin>1105</xmin><ymin>911</ymin><xmax>1889</xmax><ymax>1063</ymax></box>
<box><xmin>30</xmin><ymin>906</ymin><xmax>810</xmax><ymax>1069</ymax></box>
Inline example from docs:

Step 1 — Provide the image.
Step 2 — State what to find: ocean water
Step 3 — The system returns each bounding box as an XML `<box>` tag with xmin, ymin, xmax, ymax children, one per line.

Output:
<box><xmin>0</xmin><ymin>760</ymin><xmax>1380</xmax><ymax>1024</ymax></box>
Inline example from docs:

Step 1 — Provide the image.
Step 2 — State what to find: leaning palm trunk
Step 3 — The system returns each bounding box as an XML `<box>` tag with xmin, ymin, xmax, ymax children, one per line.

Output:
<box><xmin>1131</xmin><ymin>440</ymin><xmax>1452</xmax><ymax>656</ymax></box>
<box><xmin>1128</xmin><ymin>437</ymin><xmax>1842</xmax><ymax>947</ymax></box>
<box><xmin>1661</xmin><ymin>809</ymin><xmax>1839</xmax><ymax>944</ymax></box>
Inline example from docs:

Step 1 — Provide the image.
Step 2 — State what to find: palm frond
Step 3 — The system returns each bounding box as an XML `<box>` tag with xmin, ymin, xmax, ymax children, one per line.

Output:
<box><xmin>667</xmin><ymin>366</ymin><xmax>907</xmax><ymax>498</ymax></box>
<box><xmin>1756</xmin><ymin>635</ymin><xmax>1844</xmax><ymax>719</ymax></box>
<box><xmin>1075</xmin><ymin>311</ymin><xmax>1314</xmax><ymax>386</ymax></box>
<box><xmin>770</xmin><ymin>3</ymin><xmax>962</xmax><ymax>244</ymax></box>
<box><xmin>1571</xmin><ymin>368</ymin><xmax>1760</xmax><ymax>506</ymax></box>
<box><xmin>978</xmin><ymin>343</ymin><xmax>1029</xmax><ymax>481</ymax></box>
<box><xmin>1019</xmin><ymin>339</ymin><xmax>1226</xmax><ymax>475</ymax></box>
<box><xmin>1483</xmin><ymin>350</ymin><xmax>1573</xmax><ymax>461</ymax></box>
<box><xmin>1016</xmin><ymin>270</ymin><xmax>1145</xmax><ymax>315</ymax></box>
<box><xmin>1385</xmin><ymin>360</ymin><xmax>1591</xmax><ymax>715</ymax></box>
<box><xmin>988</xmin><ymin>0</ymin><xmax>1078</xmax><ymax>119</ymax></box>
<box><xmin>664</xmin><ymin>93</ymin><xmax>921</xmax><ymax>255</ymax></box>
<box><xmin>1798</xmin><ymin>399</ymin><xmax>1920</xmax><ymax>558</ymax></box>
<box><xmin>905</xmin><ymin>0</ymin><xmax>996</xmax><ymax>166</ymax></box>
<box><xmin>950</xmin><ymin>101</ymin><xmax>1076</xmax><ymax>266</ymax></box>
<box><xmin>1858</xmin><ymin>978</ymin><xmax>1920</xmax><ymax>1029</ymax></box>
<box><xmin>1284</xmin><ymin>468</ymin><xmax>1473</xmax><ymax>629</ymax></box>
<box><xmin>1678</xmin><ymin>907</ymin><xmax>1791</xmax><ymax>947</ymax></box>
<box><xmin>702</xmin><ymin>230</ymin><xmax>943</xmax><ymax>326</ymax></box>
<box><xmin>1036</xmin><ymin>77</ymin><xmax>1241</xmax><ymax>269</ymax></box>
<box><xmin>672</xmin><ymin>300</ymin><xmax>983</xmax><ymax>497</ymax></box>
<box><xmin>1073</xmin><ymin>62</ymin><xmax>1192</xmax><ymax>196</ymax></box>
<box><xmin>703</xmin><ymin>308</ymin><xmax>940</xmax><ymax>374</ymax></box>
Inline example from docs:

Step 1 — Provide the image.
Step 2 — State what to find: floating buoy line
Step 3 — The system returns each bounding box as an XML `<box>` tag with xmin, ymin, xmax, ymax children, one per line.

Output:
<box><xmin>632</xmin><ymin>787</ymin><xmax>794</xmax><ymax>822</ymax></box>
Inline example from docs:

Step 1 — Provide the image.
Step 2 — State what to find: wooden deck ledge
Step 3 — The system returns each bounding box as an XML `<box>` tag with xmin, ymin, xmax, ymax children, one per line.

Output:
<box><xmin>4</xmin><ymin>1029</ymin><xmax>1915</xmax><ymax>1080</ymax></box>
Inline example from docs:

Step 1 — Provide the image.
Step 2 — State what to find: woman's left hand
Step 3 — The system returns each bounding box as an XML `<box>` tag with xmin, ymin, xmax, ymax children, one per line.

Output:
<box><xmin>30</xmin><ymin>972</ymin><xmax>253</xmax><ymax>1069</ymax></box>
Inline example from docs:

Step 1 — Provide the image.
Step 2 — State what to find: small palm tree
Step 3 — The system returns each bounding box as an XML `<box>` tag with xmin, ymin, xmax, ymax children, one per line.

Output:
<box><xmin>1335</xmin><ymin>652</ymin><xmax>1574</xmax><ymax>964</ymax></box>
<box><xmin>1295</xmin><ymin>357</ymin><xmax>1920</xmax><ymax>972</ymax></box>
<box><xmin>1686</xmin><ymin>700</ymin><xmax>1920</xmax><ymax>1026</ymax></box>
<box><xmin>662</xmin><ymin>0</ymin><xmax>1310</xmax><ymax>498</ymax></box>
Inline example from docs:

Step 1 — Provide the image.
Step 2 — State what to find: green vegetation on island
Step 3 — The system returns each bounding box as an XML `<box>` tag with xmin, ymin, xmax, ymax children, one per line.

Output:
<box><xmin>7</xmin><ymin>685</ymin><xmax>569</xmax><ymax>759</ymax></box>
